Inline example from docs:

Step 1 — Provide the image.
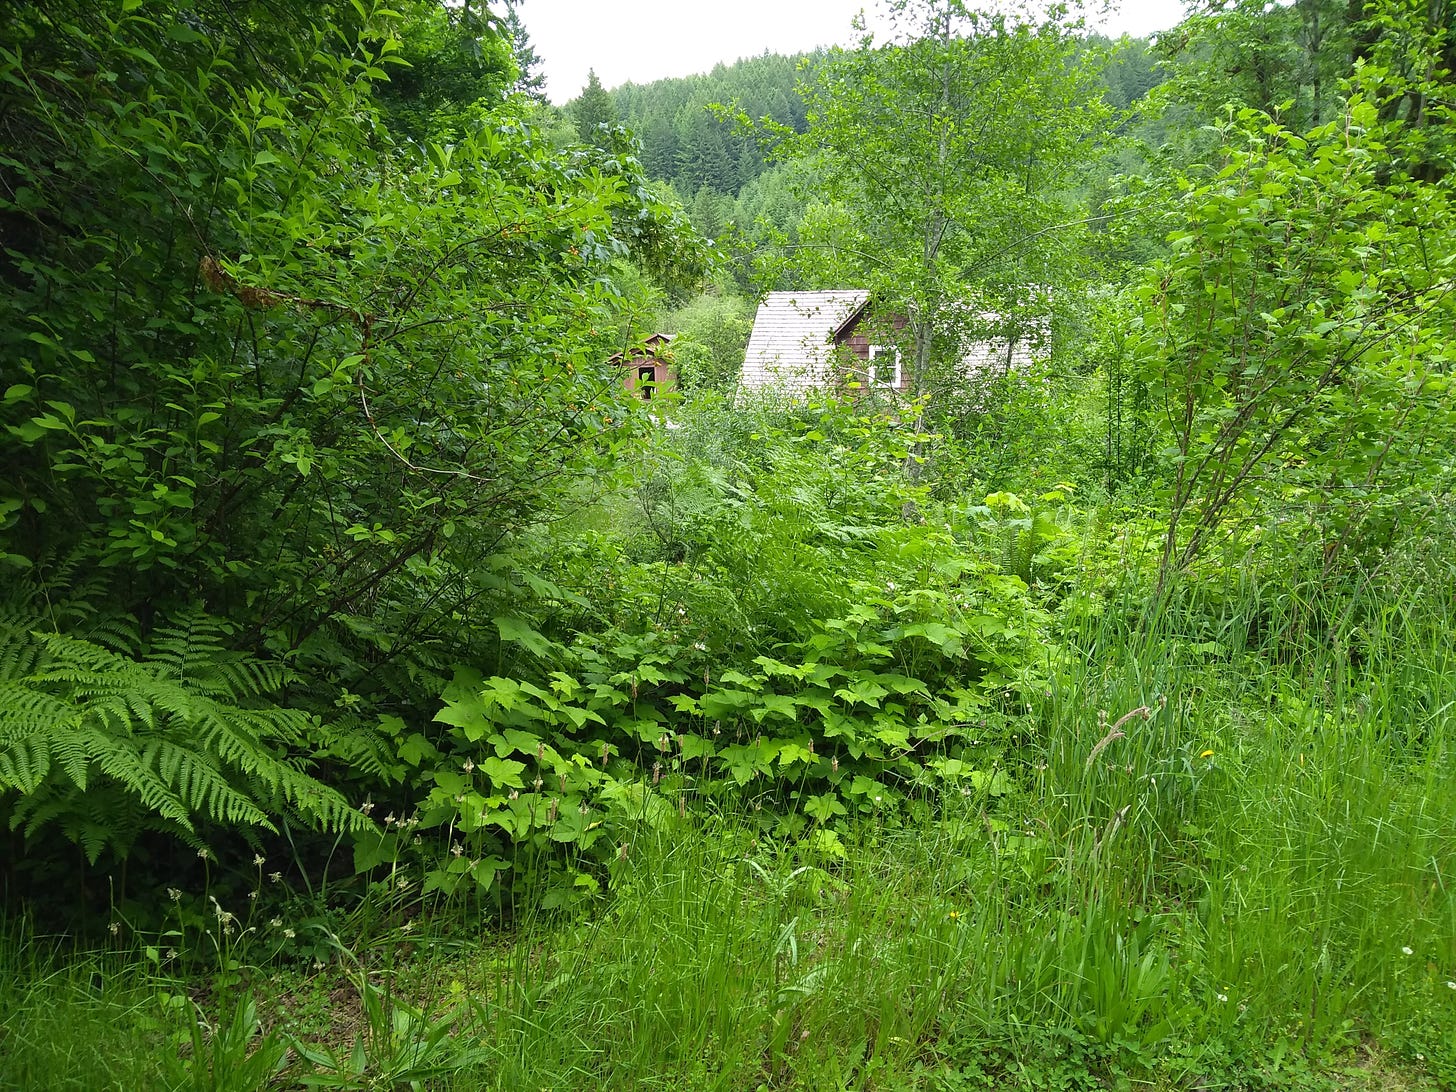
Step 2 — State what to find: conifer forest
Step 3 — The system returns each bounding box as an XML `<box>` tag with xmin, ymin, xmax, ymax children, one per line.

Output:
<box><xmin>2</xmin><ymin>0</ymin><xmax>1455</xmax><ymax>1087</ymax></box>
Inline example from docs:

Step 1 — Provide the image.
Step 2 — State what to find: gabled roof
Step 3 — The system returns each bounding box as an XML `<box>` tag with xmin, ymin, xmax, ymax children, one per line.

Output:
<box><xmin>608</xmin><ymin>332</ymin><xmax>673</xmax><ymax>365</ymax></box>
<box><xmin>740</xmin><ymin>291</ymin><xmax>870</xmax><ymax>392</ymax></box>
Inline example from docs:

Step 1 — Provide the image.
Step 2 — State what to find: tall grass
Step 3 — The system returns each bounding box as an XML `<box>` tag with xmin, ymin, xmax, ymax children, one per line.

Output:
<box><xmin>3</xmin><ymin>556</ymin><xmax>1454</xmax><ymax>1089</ymax></box>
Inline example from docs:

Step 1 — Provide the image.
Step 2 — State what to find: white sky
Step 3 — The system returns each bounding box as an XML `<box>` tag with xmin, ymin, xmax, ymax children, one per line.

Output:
<box><xmin>516</xmin><ymin>1</ymin><xmax>1191</xmax><ymax>104</ymax></box>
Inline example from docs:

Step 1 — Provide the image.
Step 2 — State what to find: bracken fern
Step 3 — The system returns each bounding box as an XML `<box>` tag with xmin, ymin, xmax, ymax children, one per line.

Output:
<box><xmin>0</xmin><ymin>605</ymin><xmax>365</xmax><ymax>862</ymax></box>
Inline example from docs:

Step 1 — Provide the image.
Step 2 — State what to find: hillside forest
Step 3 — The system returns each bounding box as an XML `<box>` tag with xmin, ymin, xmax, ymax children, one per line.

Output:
<box><xmin>2</xmin><ymin>0</ymin><xmax>1456</xmax><ymax>1088</ymax></box>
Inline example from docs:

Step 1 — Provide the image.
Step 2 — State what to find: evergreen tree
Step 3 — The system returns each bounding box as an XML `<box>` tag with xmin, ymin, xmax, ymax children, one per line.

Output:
<box><xmin>574</xmin><ymin>68</ymin><xmax>617</xmax><ymax>145</ymax></box>
<box><xmin>503</xmin><ymin>1</ymin><xmax>547</xmax><ymax>103</ymax></box>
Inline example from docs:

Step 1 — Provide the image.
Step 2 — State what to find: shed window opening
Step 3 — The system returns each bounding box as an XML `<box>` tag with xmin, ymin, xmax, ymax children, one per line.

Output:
<box><xmin>638</xmin><ymin>365</ymin><xmax>656</xmax><ymax>399</ymax></box>
<box><xmin>867</xmin><ymin>345</ymin><xmax>902</xmax><ymax>388</ymax></box>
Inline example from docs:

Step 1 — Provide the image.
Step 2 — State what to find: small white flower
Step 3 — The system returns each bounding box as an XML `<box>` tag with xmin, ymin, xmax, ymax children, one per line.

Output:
<box><xmin>284</xmin><ymin>928</ymin><xmax>296</xmax><ymax>940</ymax></box>
<box><xmin>270</xmin><ymin>871</ymin><xmax>283</xmax><ymax>884</ymax></box>
<box><xmin>269</xmin><ymin>917</ymin><xmax>283</xmax><ymax>928</ymax></box>
<box><xmin>253</xmin><ymin>854</ymin><xmax>265</xmax><ymax>867</ymax></box>
<box><xmin>1216</xmin><ymin>993</ymin><xmax>1228</xmax><ymax>1002</ymax></box>
<box><xmin>108</xmin><ymin>921</ymin><xmax>121</xmax><ymax>936</ymax></box>
<box><xmin>1403</xmin><ymin>946</ymin><xmax>1414</xmax><ymax>955</ymax></box>
<box><xmin>885</xmin><ymin>582</ymin><xmax>896</xmax><ymax>592</ymax></box>
<box><xmin>1447</xmin><ymin>980</ymin><xmax>1456</xmax><ymax>990</ymax></box>
<box><xmin>167</xmin><ymin>887</ymin><xmax>182</xmax><ymax>902</ymax></box>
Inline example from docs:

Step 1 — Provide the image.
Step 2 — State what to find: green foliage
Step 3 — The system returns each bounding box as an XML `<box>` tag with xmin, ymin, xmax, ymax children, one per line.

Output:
<box><xmin>346</xmin><ymin>400</ymin><xmax>1052</xmax><ymax>900</ymax></box>
<box><xmin>572</xmin><ymin>68</ymin><xmax>617</xmax><ymax>146</ymax></box>
<box><xmin>607</xmin><ymin>51</ymin><xmax>811</xmax><ymax>197</ymax></box>
<box><xmin>371</xmin><ymin>0</ymin><xmax>518</xmax><ymax>138</ymax></box>
<box><xmin>1138</xmin><ymin>93</ymin><xmax>1456</xmax><ymax>585</ymax></box>
<box><xmin>0</xmin><ymin>0</ymin><xmax>705</xmax><ymax>865</ymax></box>
<box><xmin>777</xmin><ymin>0</ymin><xmax>1113</xmax><ymax>396</ymax></box>
<box><xmin>661</xmin><ymin>290</ymin><xmax>754</xmax><ymax>391</ymax></box>
<box><xmin>0</xmin><ymin>605</ymin><xmax>363</xmax><ymax>862</ymax></box>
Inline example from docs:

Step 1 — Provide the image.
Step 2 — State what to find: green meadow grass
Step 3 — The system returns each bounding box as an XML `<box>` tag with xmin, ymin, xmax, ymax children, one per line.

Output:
<box><xmin>3</xmin><ymin>572</ymin><xmax>1454</xmax><ymax>1090</ymax></box>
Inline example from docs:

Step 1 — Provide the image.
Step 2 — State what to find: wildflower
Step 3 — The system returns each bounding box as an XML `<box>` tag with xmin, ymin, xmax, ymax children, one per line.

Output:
<box><xmin>712</xmin><ymin>721</ymin><xmax>722</xmax><ymax>736</ymax></box>
<box><xmin>618</xmin><ymin>843</ymin><xmax>629</xmax><ymax>861</ymax></box>
<box><xmin>508</xmin><ymin>790</ymin><xmax>519</xmax><ymax>801</ymax></box>
<box><xmin>401</xmin><ymin>920</ymin><xmax>414</xmax><ymax>933</ymax></box>
<box><xmin>197</xmin><ymin>847</ymin><xmax>211</xmax><ymax>861</ymax></box>
<box><xmin>548</xmin><ymin>797</ymin><xmax>559</xmax><ymax>823</ymax></box>
<box><xmin>165</xmin><ymin>948</ymin><xmax>177</xmax><ymax>961</ymax></box>
<box><xmin>948</xmin><ymin>910</ymin><xmax>960</xmax><ymax>921</ymax></box>
<box><xmin>1403</xmin><ymin>946</ymin><xmax>1414</xmax><ymax>956</ymax></box>
<box><xmin>270</xmin><ymin>872</ymin><xmax>283</xmax><ymax>884</ymax></box>
<box><xmin>1200</xmin><ymin>749</ymin><xmax>1214</xmax><ymax>759</ymax></box>
<box><xmin>601</xmin><ymin>743</ymin><xmax>610</xmax><ymax>767</ymax></box>
<box><xmin>359</xmin><ymin>801</ymin><xmax>375</xmax><ymax>816</ymax></box>
<box><xmin>284</xmin><ymin>928</ymin><xmax>295</xmax><ymax>940</ymax></box>
<box><xmin>313</xmin><ymin>958</ymin><xmax>326</xmax><ymax>972</ymax></box>
<box><xmin>559</xmin><ymin>772</ymin><xmax>567</xmax><ymax>792</ymax></box>
<box><xmin>109</xmin><ymin>921</ymin><xmax>121</xmax><ymax>936</ymax></box>
<box><xmin>653</xmin><ymin>761</ymin><xmax>662</xmax><ymax>785</ymax></box>
<box><xmin>253</xmin><ymin>854</ymin><xmax>265</xmax><ymax>867</ymax></box>
<box><xmin>886</xmin><ymin>582</ymin><xmax>896</xmax><ymax>592</ymax></box>
<box><xmin>578</xmin><ymin>801</ymin><xmax>589</xmax><ymax>816</ymax></box>
<box><xmin>873</xmin><ymin>795</ymin><xmax>883</xmax><ymax>805</ymax></box>
<box><xmin>1447</xmin><ymin>981</ymin><xmax>1456</xmax><ymax>990</ymax></box>
<box><xmin>831</xmin><ymin>757</ymin><xmax>839</xmax><ymax>773</ymax></box>
<box><xmin>269</xmin><ymin>917</ymin><xmax>283</xmax><ymax>928</ymax></box>
<box><xmin>412</xmin><ymin>835</ymin><xmax>422</xmax><ymax>846</ymax></box>
<box><xmin>167</xmin><ymin>887</ymin><xmax>182</xmax><ymax>902</ymax></box>
<box><xmin>533</xmin><ymin>777</ymin><xmax>543</xmax><ymax>791</ymax></box>
<box><xmin>1217</xmin><ymin>993</ymin><xmax>1228</xmax><ymax>1002</ymax></box>
<box><xmin>536</xmin><ymin>742</ymin><xmax>545</xmax><ymax>762</ymax></box>
<box><xmin>451</xmin><ymin>842</ymin><xmax>463</xmax><ymax>857</ymax></box>
<box><xmin>693</xmin><ymin>641</ymin><xmax>706</xmax><ymax>652</ymax></box>
<box><xmin>248</xmin><ymin>890</ymin><xmax>259</xmax><ymax>901</ymax></box>
<box><xmin>384</xmin><ymin>812</ymin><xmax>396</xmax><ymax>826</ymax></box>
<box><xmin>463</xmin><ymin>758</ymin><xmax>475</xmax><ymax>774</ymax></box>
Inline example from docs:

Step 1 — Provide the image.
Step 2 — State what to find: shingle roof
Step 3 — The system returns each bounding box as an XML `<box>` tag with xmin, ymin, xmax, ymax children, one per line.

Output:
<box><xmin>739</xmin><ymin>291</ymin><xmax>870</xmax><ymax>392</ymax></box>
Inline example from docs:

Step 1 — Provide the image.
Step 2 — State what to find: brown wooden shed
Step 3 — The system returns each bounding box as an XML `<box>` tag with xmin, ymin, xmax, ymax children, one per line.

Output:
<box><xmin>609</xmin><ymin>333</ymin><xmax>677</xmax><ymax>401</ymax></box>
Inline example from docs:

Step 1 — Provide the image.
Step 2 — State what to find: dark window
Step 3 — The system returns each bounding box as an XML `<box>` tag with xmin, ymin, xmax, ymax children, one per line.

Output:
<box><xmin>638</xmin><ymin>365</ymin><xmax>655</xmax><ymax>399</ymax></box>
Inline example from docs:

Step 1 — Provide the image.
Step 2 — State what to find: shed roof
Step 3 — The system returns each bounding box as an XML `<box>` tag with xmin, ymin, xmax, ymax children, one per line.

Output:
<box><xmin>608</xmin><ymin>332</ymin><xmax>673</xmax><ymax>365</ymax></box>
<box><xmin>740</xmin><ymin>291</ymin><xmax>870</xmax><ymax>393</ymax></box>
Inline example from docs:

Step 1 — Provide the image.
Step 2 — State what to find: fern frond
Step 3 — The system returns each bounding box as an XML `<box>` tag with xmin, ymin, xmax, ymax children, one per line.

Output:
<box><xmin>0</xmin><ymin>610</ymin><xmax>365</xmax><ymax>862</ymax></box>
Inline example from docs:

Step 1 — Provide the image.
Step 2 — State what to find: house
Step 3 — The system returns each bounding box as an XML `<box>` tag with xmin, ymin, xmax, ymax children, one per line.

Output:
<box><xmin>738</xmin><ymin>290</ymin><xmax>1043</xmax><ymax>395</ymax></box>
<box><xmin>610</xmin><ymin>333</ymin><xmax>676</xmax><ymax>401</ymax></box>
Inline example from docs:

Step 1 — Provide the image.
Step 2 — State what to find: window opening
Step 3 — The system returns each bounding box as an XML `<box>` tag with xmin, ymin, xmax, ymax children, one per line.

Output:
<box><xmin>867</xmin><ymin>345</ymin><xmax>901</xmax><ymax>388</ymax></box>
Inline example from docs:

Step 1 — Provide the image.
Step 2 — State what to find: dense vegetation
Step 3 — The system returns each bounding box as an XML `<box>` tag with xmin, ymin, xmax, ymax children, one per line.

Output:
<box><xmin>1</xmin><ymin>0</ymin><xmax>1454</xmax><ymax>1088</ymax></box>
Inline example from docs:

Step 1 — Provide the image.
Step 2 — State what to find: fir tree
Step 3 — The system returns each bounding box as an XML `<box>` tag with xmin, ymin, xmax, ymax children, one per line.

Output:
<box><xmin>574</xmin><ymin>69</ymin><xmax>617</xmax><ymax>146</ymax></box>
<box><xmin>503</xmin><ymin>2</ymin><xmax>547</xmax><ymax>103</ymax></box>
